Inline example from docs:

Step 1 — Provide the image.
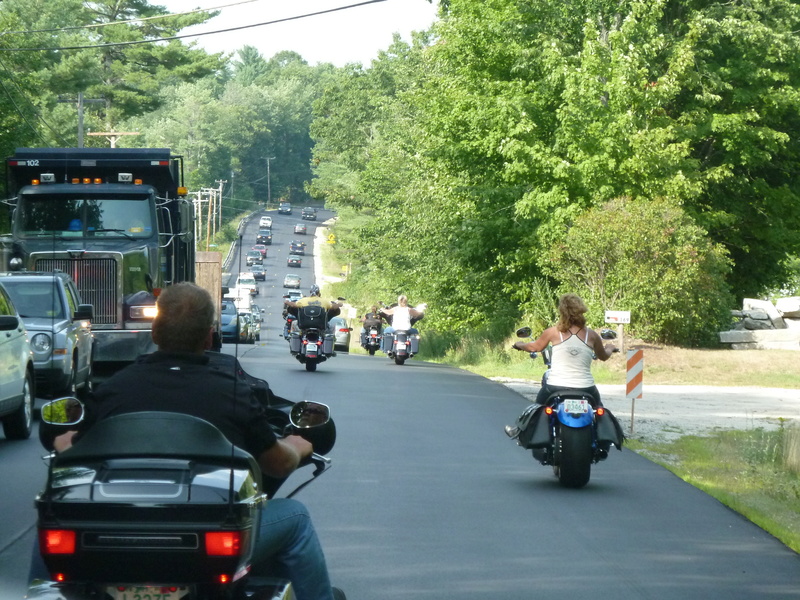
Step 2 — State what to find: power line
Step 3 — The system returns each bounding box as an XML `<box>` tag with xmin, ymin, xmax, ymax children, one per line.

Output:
<box><xmin>0</xmin><ymin>0</ymin><xmax>389</xmax><ymax>52</ymax></box>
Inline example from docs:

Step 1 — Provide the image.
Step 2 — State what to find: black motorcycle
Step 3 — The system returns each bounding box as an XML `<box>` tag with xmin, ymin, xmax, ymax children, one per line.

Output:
<box><xmin>30</xmin><ymin>370</ymin><xmax>336</xmax><ymax>600</ymax></box>
<box><xmin>361</xmin><ymin>324</ymin><xmax>382</xmax><ymax>356</ymax></box>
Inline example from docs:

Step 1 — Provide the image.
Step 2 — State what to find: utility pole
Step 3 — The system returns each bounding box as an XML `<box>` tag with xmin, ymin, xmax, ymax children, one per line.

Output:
<box><xmin>215</xmin><ymin>179</ymin><xmax>227</xmax><ymax>234</ymax></box>
<box><xmin>57</xmin><ymin>92</ymin><xmax>104</xmax><ymax>147</ymax></box>
<box><xmin>266</xmin><ymin>156</ymin><xmax>275</xmax><ymax>207</ymax></box>
<box><xmin>86</xmin><ymin>130</ymin><xmax>139</xmax><ymax>148</ymax></box>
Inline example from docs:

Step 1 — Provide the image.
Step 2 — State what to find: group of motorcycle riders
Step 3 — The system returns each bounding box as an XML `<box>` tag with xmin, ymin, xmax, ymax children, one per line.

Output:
<box><xmin>29</xmin><ymin>274</ymin><xmax>619</xmax><ymax>599</ymax></box>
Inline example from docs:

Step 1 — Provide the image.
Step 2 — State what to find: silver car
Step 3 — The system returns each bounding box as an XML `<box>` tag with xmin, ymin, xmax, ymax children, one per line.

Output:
<box><xmin>329</xmin><ymin>316</ymin><xmax>352</xmax><ymax>352</ymax></box>
<box><xmin>0</xmin><ymin>281</ymin><xmax>35</xmax><ymax>439</ymax></box>
<box><xmin>0</xmin><ymin>272</ymin><xmax>93</xmax><ymax>399</ymax></box>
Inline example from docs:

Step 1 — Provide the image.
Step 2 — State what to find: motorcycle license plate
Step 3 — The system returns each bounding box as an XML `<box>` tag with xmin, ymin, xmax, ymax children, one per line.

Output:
<box><xmin>396</xmin><ymin>342</ymin><xmax>407</xmax><ymax>350</ymax></box>
<box><xmin>563</xmin><ymin>399</ymin><xmax>590</xmax><ymax>414</ymax></box>
<box><xmin>306</xmin><ymin>343</ymin><xmax>318</xmax><ymax>352</ymax></box>
<box><xmin>108</xmin><ymin>586</ymin><xmax>185</xmax><ymax>600</ymax></box>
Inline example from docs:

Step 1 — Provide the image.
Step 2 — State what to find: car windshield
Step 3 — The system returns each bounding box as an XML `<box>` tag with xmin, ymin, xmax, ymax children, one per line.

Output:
<box><xmin>1</xmin><ymin>280</ymin><xmax>65</xmax><ymax>319</ymax></box>
<box><xmin>221</xmin><ymin>302</ymin><xmax>236</xmax><ymax>315</ymax></box>
<box><xmin>17</xmin><ymin>194</ymin><xmax>154</xmax><ymax>239</ymax></box>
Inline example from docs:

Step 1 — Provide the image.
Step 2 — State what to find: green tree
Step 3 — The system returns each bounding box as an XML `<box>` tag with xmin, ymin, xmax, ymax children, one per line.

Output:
<box><xmin>543</xmin><ymin>197</ymin><xmax>734</xmax><ymax>346</ymax></box>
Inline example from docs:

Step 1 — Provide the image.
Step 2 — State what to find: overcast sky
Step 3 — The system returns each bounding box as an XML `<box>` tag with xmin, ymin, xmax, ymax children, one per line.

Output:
<box><xmin>159</xmin><ymin>0</ymin><xmax>440</xmax><ymax>66</ymax></box>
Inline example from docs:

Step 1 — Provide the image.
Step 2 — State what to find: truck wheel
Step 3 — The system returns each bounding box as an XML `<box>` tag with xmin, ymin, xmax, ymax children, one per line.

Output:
<box><xmin>3</xmin><ymin>371</ymin><xmax>33</xmax><ymax>440</ymax></box>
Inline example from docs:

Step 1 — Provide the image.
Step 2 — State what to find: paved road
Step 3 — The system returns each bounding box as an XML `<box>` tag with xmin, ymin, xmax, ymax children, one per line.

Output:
<box><xmin>0</xmin><ymin>208</ymin><xmax>798</xmax><ymax>599</ymax></box>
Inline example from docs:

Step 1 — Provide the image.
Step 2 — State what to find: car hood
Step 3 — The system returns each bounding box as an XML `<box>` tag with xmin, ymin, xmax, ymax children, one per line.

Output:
<box><xmin>21</xmin><ymin>317</ymin><xmax>69</xmax><ymax>332</ymax></box>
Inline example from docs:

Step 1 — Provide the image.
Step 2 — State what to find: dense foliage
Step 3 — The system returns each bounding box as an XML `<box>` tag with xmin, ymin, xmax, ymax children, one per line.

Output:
<box><xmin>309</xmin><ymin>0</ymin><xmax>800</xmax><ymax>346</ymax></box>
<box><xmin>2</xmin><ymin>0</ymin><xmax>799</xmax><ymax>346</ymax></box>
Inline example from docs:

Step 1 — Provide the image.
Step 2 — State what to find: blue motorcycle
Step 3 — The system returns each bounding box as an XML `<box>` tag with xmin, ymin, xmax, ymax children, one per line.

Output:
<box><xmin>513</xmin><ymin>327</ymin><xmax>624</xmax><ymax>488</ymax></box>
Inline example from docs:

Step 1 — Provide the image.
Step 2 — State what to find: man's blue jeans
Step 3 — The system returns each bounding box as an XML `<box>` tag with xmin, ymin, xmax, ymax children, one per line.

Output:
<box><xmin>250</xmin><ymin>497</ymin><xmax>334</xmax><ymax>600</ymax></box>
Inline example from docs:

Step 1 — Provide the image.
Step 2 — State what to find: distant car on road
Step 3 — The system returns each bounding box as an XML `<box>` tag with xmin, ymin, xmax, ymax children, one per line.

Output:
<box><xmin>278</xmin><ymin>202</ymin><xmax>292</xmax><ymax>214</ymax></box>
<box><xmin>259</xmin><ymin>216</ymin><xmax>272</xmax><ymax>228</ymax></box>
<box><xmin>287</xmin><ymin>256</ymin><xmax>302</xmax><ymax>268</ymax></box>
<box><xmin>0</xmin><ymin>280</ymin><xmax>35</xmax><ymax>439</ymax></box>
<box><xmin>284</xmin><ymin>290</ymin><xmax>303</xmax><ymax>303</ymax></box>
<box><xmin>246</xmin><ymin>250</ymin><xmax>263</xmax><ymax>266</ymax></box>
<box><xmin>256</xmin><ymin>228</ymin><xmax>273</xmax><ymax>245</ymax></box>
<box><xmin>220</xmin><ymin>299</ymin><xmax>248</xmax><ymax>344</ymax></box>
<box><xmin>283</xmin><ymin>274</ymin><xmax>301</xmax><ymax>289</ymax></box>
<box><xmin>289</xmin><ymin>240</ymin><xmax>306</xmax><ymax>255</ymax></box>
<box><xmin>250</xmin><ymin>264</ymin><xmax>266</xmax><ymax>281</ymax></box>
<box><xmin>0</xmin><ymin>271</ymin><xmax>94</xmax><ymax>399</ymax></box>
<box><xmin>294</xmin><ymin>223</ymin><xmax>307</xmax><ymax>235</ymax></box>
<box><xmin>252</xmin><ymin>244</ymin><xmax>267</xmax><ymax>257</ymax></box>
<box><xmin>238</xmin><ymin>272</ymin><xmax>259</xmax><ymax>296</ymax></box>
<box><xmin>301</xmin><ymin>207</ymin><xmax>317</xmax><ymax>220</ymax></box>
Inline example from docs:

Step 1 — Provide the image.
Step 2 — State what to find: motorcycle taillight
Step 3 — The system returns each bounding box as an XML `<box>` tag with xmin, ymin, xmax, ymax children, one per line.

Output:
<box><xmin>40</xmin><ymin>529</ymin><xmax>76</xmax><ymax>555</ymax></box>
<box><xmin>205</xmin><ymin>531</ymin><xmax>245</xmax><ymax>556</ymax></box>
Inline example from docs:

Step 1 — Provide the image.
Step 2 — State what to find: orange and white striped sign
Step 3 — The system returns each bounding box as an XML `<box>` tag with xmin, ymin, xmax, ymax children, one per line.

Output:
<box><xmin>626</xmin><ymin>349</ymin><xmax>643</xmax><ymax>400</ymax></box>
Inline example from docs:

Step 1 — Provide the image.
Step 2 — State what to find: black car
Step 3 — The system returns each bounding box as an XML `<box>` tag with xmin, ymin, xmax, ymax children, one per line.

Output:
<box><xmin>287</xmin><ymin>256</ymin><xmax>302</xmax><ymax>268</ymax></box>
<box><xmin>256</xmin><ymin>228</ymin><xmax>273</xmax><ymax>245</ymax></box>
<box><xmin>301</xmin><ymin>207</ymin><xmax>317</xmax><ymax>221</ymax></box>
<box><xmin>289</xmin><ymin>241</ymin><xmax>306</xmax><ymax>255</ymax></box>
<box><xmin>278</xmin><ymin>202</ymin><xmax>292</xmax><ymax>214</ymax></box>
<box><xmin>250</xmin><ymin>264</ymin><xmax>266</xmax><ymax>281</ymax></box>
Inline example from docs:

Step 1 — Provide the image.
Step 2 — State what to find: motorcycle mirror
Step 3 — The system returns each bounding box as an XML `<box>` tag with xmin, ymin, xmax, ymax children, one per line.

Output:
<box><xmin>516</xmin><ymin>327</ymin><xmax>532</xmax><ymax>338</ymax></box>
<box><xmin>41</xmin><ymin>397</ymin><xmax>85</xmax><ymax>426</ymax></box>
<box><xmin>290</xmin><ymin>401</ymin><xmax>331</xmax><ymax>429</ymax></box>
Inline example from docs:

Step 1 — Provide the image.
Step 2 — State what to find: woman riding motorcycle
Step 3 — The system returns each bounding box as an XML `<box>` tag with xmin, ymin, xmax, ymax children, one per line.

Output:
<box><xmin>505</xmin><ymin>293</ymin><xmax>617</xmax><ymax>439</ymax></box>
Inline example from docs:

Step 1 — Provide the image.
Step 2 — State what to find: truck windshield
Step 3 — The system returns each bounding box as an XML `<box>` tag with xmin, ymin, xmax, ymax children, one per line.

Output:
<box><xmin>2</xmin><ymin>280</ymin><xmax>65</xmax><ymax>319</ymax></box>
<box><xmin>17</xmin><ymin>195</ymin><xmax>154</xmax><ymax>239</ymax></box>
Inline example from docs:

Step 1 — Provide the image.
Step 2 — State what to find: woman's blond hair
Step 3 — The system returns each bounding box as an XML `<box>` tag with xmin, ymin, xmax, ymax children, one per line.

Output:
<box><xmin>556</xmin><ymin>293</ymin><xmax>587</xmax><ymax>332</ymax></box>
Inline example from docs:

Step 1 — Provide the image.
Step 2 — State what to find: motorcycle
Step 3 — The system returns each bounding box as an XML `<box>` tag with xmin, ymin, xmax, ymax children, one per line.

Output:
<box><xmin>360</xmin><ymin>324</ymin><xmax>382</xmax><ymax>356</ymax></box>
<box><xmin>287</xmin><ymin>300</ymin><xmax>344</xmax><ymax>372</ymax></box>
<box><xmin>29</xmin><ymin>363</ymin><xmax>336</xmax><ymax>600</ymax></box>
<box><xmin>379</xmin><ymin>303</ymin><xmax>424</xmax><ymax>366</ymax></box>
<box><xmin>512</xmin><ymin>326</ymin><xmax>624</xmax><ymax>488</ymax></box>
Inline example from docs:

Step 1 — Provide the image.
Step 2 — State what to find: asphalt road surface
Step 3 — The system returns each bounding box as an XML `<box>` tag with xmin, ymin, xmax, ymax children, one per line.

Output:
<box><xmin>0</xmin><ymin>208</ymin><xmax>798</xmax><ymax>599</ymax></box>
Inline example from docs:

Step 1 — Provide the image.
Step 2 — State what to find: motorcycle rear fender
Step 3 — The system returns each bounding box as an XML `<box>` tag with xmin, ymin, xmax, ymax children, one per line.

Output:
<box><xmin>556</xmin><ymin>403</ymin><xmax>594</xmax><ymax>428</ymax></box>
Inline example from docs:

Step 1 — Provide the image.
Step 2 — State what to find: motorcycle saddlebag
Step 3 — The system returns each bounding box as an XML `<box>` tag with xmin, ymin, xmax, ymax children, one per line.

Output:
<box><xmin>517</xmin><ymin>405</ymin><xmax>550</xmax><ymax>449</ymax></box>
<box><xmin>409</xmin><ymin>335</ymin><xmax>420</xmax><ymax>355</ymax></box>
<box><xmin>596</xmin><ymin>407</ymin><xmax>625</xmax><ymax>448</ymax></box>
<box><xmin>36</xmin><ymin>412</ymin><xmax>262</xmax><ymax>585</ymax></box>
<box><xmin>297</xmin><ymin>305</ymin><xmax>327</xmax><ymax>330</ymax></box>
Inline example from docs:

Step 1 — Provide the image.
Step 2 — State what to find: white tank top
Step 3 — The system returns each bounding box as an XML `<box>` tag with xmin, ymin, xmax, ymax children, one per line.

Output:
<box><xmin>391</xmin><ymin>306</ymin><xmax>412</xmax><ymax>330</ymax></box>
<box><xmin>547</xmin><ymin>330</ymin><xmax>595</xmax><ymax>388</ymax></box>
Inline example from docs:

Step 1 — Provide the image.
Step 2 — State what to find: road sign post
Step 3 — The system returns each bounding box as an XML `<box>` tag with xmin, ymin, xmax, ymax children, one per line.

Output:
<box><xmin>626</xmin><ymin>349</ymin><xmax>644</xmax><ymax>435</ymax></box>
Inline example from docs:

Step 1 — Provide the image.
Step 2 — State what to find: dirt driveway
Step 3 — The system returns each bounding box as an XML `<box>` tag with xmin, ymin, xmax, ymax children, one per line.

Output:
<box><xmin>495</xmin><ymin>378</ymin><xmax>800</xmax><ymax>442</ymax></box>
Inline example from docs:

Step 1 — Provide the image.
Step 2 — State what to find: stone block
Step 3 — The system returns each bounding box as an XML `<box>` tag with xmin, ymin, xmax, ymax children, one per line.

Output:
<box><xmin>742</xmin><ymin>298</ymin><xmax>786</xmax><ymax>329</ymax></box>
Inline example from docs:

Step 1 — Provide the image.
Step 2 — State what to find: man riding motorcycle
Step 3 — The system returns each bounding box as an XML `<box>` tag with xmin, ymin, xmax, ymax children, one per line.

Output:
<box><xmin>359</xmin><ymin>305</ymin><xmax>385</xmax><ymax>346</ymax></box>
<box><xmin>283</xmin><ymin>285</ymin><xmax>342</xmax><ymax>334</ymax></box>
<box><xmin>33</xmin><ymin>282</ymin><xmax>345</xmax><ymax>600</ymax></box>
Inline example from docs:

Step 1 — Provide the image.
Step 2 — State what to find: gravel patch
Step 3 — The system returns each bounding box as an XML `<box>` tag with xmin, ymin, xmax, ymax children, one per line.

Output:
<box><xmin>494</xmin><ymin>378</ymin><xmax>800</xmax><ymax>443</ymax></box>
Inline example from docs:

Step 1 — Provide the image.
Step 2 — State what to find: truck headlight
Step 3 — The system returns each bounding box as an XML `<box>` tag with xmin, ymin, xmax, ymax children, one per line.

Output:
<box><xmin>129</xmin><ymin>305</ymin><xmax>158</xmax><ymax>319</ymax></box>
<box><xmin>31</xmin><ymin>333</ymin><xmax>52</xmax><ymax>353</ymax></box>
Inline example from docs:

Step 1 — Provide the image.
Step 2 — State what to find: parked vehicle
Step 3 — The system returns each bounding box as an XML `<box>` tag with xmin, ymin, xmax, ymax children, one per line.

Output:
<box><xmin>510</xmin><ymin>327</ymin><xmax>624</xmax><ymax>488</ymax></box>
<box><xmin>329</xmin><ymin>316</ymin><xmax>352</xmax><ymax>352</ymax></box>
<box><xmin>287</xmin><ymin>256</ymin><xmax>302</xmax><ymax>268</ymax></box>
<box><xmin>0</xmin><ymin>271</ymin><xmax>94</xmax><ymax>398</ymax></box>
<box><xmin>259</xmin><ymin>215</ymin><xmax>272</xmax><ymax>228</ymax></box>
<box><xmin>256</xmin><ymin>228</ymin><xmax>273</xmax><ymax>245</ymax></box>
<box><xmin>0</xmin><ymin>281</ymin><xmax>35</xmax><ymax>439</ymax></box>
<box><xmin>283</xmin><ymin>274</ymin><xmax>301</xmax><ymax>289</ymax></box>
<box><xmin>33</xmin><ymin>389</ymin><xmax>337</xmax><ymax>600</ymax></box>
<box><xmin>294</xmin><ymin>223</ymin><xmax>307</xmax><ymax>235</ymax></box>
<box><xmin>278</xmin><ymin>201</ymin><xmax>292</xmax><ymax>214</ymax></box>
<box><xmin>301</xmin><ymin>207</ymin><xmax>317</xmax><ymax>221</ymax></box>
<box><xmin>1</xmin><ymin>148</ymin><xmax>194</xmax><ymax>368</ymax></box>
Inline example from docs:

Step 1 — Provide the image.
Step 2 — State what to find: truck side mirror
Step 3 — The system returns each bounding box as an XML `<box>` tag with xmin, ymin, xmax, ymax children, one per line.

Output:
<box><xmin>73</xmin><ymin>304</ymin><xmax>94</xmax><ymax>321</ymax></box>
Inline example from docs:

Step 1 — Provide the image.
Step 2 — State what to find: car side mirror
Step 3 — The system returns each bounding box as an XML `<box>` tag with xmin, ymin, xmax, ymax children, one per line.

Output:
<box><xmin>0</xmin><ymin>315</ymin><xmax>20</xmax><ymax>331</ymax></box>
<box><xmin>73</xmin><ymin>304</ymin><xmax>94</xmax><ymax>321</ymax></box>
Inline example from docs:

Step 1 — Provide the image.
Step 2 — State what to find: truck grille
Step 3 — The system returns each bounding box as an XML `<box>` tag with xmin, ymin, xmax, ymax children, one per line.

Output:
<box><xmin>35</xmin><ymin>258</ymin><xmax>118</xmax><ymax>325</ymax></box>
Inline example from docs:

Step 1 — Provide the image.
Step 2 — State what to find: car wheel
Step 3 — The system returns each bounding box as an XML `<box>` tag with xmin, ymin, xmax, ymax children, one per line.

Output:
<box><xmin>77</xmin><ymin>360</ymin><xmax>94</xmax><ymax>400</ymax></box>
<box><xmin>3</xmin><ymin>370</ymin><xmax>33</xmax><ymax>440</ymax></box>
